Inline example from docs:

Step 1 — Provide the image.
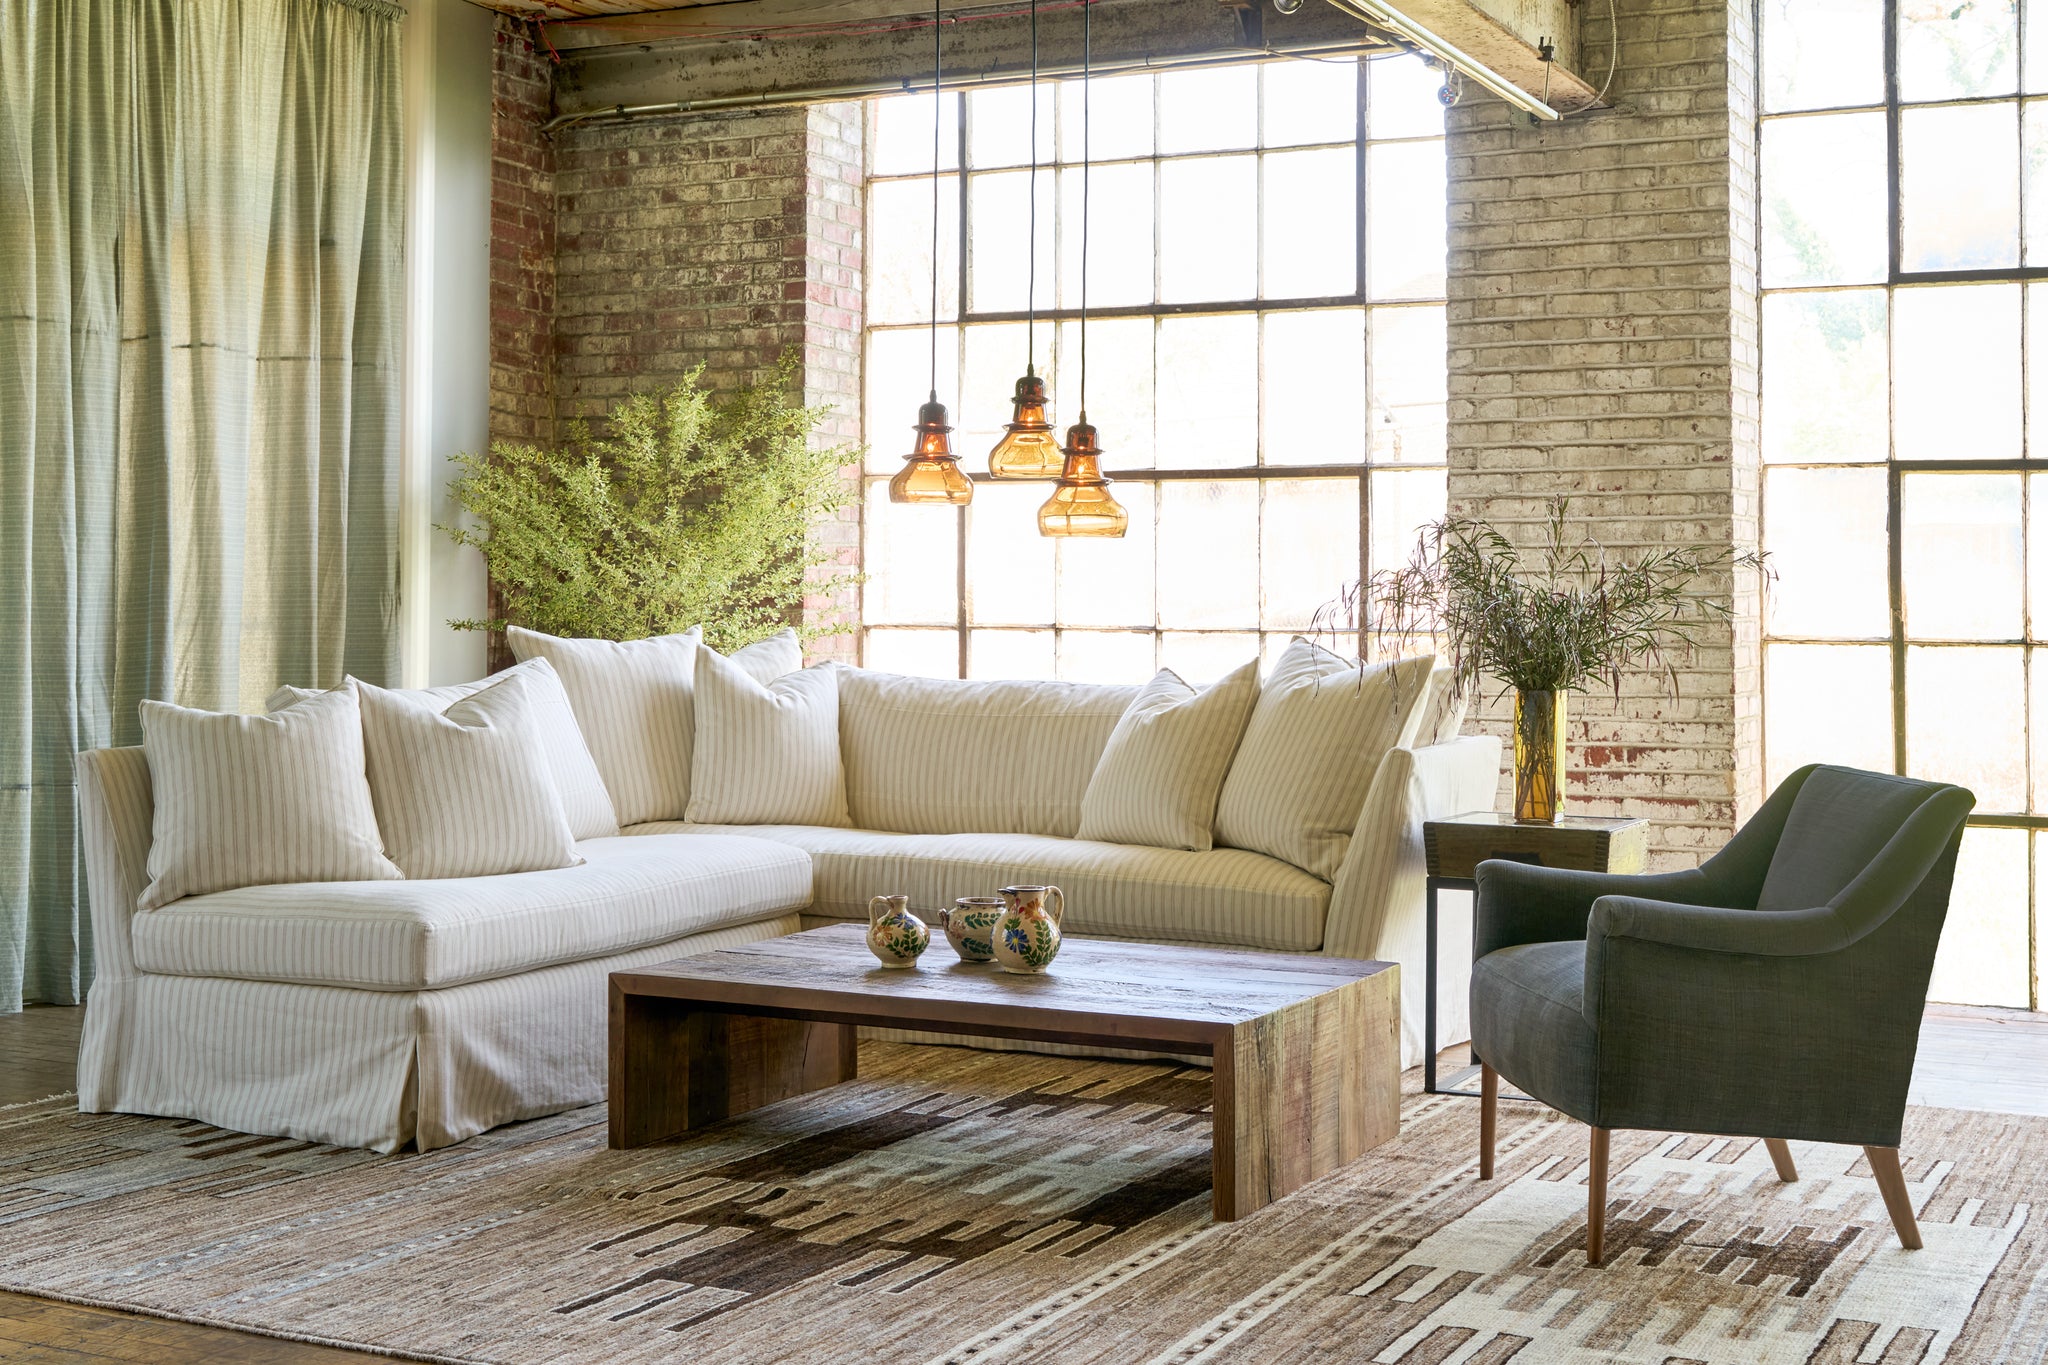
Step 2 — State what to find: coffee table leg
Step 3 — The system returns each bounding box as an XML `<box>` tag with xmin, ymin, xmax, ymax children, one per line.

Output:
<box><xmin>610</xmin><ymin>984</ymin><xmax>859</xmax><ymax>1148</ymax></box>
<box><xmin>1208</xmin><ymin>967</ymin><xmax>1401</xmax><ymax>1220</ymax></box>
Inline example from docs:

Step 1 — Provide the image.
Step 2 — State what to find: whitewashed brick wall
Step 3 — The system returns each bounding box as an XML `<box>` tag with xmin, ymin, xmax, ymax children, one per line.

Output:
<box><xmin>1444</xmin><ymin>0</ymin><xmax>1764</xmax><ymax>868</ymax></box>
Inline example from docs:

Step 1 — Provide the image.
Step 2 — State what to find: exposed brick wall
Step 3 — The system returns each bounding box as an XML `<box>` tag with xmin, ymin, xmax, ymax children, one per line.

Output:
<box><xmin>1444</xmin><ymin>0</ymin><xmax>1763</xmax><ymax>868</ymax></box>
<box><xmin>799</xmin><ymin>103</ymin><xmax>867</xmax><ymax>664</ymax></box>
<box><xmin>489</xmin><ymin>17</ymin><xmax>556</xmax><ymax>453</ymax></box>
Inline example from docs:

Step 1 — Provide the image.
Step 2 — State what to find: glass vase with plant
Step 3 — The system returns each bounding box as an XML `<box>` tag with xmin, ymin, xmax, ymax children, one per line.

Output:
<box><xmin>1319</xmin><ymin>497</ymin><xmax>1767</xmax><ymax>823</ymax></box>
<box><xmin>441</xmin><ymin>354</ymin><xmax>860</xmax><ymax>654</ymax></box>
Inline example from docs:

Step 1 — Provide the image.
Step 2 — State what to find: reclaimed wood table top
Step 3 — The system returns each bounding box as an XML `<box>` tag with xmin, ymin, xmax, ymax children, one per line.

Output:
<box><xmin>612</xmin><ymin>923</ymin><xmax>1395</xmax><ymax>1053</ymax></box>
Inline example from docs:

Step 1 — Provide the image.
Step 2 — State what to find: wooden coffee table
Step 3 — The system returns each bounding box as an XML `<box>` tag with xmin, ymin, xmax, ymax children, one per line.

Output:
<box><xmin>608</xmin><ymin>923</ymin><xmax>1400</xmax><ymax>1220</ymax></box>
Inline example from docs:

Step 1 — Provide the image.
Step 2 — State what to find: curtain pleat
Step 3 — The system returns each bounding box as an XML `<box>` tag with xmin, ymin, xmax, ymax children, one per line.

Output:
<box><xmin>0</xmin><ymin>0</ymin><xmax>402</xmax><ymax>1011</ymax></box>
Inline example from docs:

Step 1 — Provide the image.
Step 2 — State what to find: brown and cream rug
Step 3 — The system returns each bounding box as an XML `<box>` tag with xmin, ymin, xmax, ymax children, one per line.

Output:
<box><xmin>2</xmin><ymin>1043</ymin><xmax>2043</xmax><ymax>1363</ymax></box>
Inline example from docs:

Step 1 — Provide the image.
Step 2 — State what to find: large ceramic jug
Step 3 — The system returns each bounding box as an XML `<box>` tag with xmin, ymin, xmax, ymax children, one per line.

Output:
<box><xmin>990</xmin><ymin>885</ymin><xmax>1064</xmax><ymax>974</ymax></box>
<box><xmin>866</xmin><ymin>894</ymin><xmax>930</xmax><ymax>968</ymax></box>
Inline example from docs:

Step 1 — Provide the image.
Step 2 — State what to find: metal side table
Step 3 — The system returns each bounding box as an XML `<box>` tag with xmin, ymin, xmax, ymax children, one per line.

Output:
<box><xmin>1423</xmin><ymin>810</ymin><xmax>1650</xmax><ymax>1096</ymax></box>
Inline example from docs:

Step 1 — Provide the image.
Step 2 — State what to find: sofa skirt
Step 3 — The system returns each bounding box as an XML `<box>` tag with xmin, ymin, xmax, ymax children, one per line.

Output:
<box><xmin>75</xmin><ymin>913</ymin><xmax>803</xmax><ymax>1153</ymax></box>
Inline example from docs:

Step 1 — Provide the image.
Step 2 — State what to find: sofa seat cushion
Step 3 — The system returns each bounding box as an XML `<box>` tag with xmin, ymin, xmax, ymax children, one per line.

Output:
<box><xmin>130</xmin><ymin>834</ymin><xmax>812</xmax><ymax>991</ymax></box>
<box><xmin>633</xmin><ymin>822</ymin><xmax>1330</xmax><ymax>952</ymax></box>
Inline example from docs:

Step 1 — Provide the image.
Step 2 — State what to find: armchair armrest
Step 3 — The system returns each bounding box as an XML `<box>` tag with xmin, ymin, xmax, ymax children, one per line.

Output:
<box><xmin>1473</xmin><ymin>860</ymin><xmax>1717</xmax><ymax>960</ymax></box>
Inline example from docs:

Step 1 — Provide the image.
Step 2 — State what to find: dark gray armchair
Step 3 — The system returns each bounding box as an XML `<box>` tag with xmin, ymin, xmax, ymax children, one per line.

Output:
<box><xmin>1470</xmin><ymin>764</ymin><xmax>1975</xmax><ymax>1265</ymax></box>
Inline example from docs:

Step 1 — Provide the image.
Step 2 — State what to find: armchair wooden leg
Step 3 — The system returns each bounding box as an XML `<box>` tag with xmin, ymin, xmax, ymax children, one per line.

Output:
<box><xmin>1865</xmin><ymin>1146</ymin><xmax>1923</xmax><ymax>1251</ymax></box>
<box><xmin>1586</xmin><ymin>1127</ymin><xmax>1610</xmax><ymax>1267</ymax></box>
<box><xmin>1479</xmin><ymin>1063</ymin><xmax>1498</xmax><ymax>1180</ymax></box>
<box><xmin>1764</xmin><ymin>1138</ymin><xmax>1798</xmax><ymax>1182</ymax></box>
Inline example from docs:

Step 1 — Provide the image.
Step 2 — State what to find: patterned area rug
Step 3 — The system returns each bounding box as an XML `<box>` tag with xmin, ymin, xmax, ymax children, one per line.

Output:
<box><xmin>3</xmin><ymin>1042</ymin><xmax>2044</xmax><ymax>1364</ymax></box>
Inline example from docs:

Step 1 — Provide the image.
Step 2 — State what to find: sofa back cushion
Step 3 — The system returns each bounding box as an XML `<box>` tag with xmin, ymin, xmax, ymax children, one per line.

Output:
<box><xmin>138</xmin><ymin>685</ymin><xmax>402</xmax><ymax>909</ymax></box>
<box><xmin>839</xmin><ymin>670</ymin><xmax>1141</xmax><ymax>836</ymax></box>
<box><xmin>689</xmin><ymin>652</ymin><xmax>850</xmax><ymax>827</ymax></box>
<box><xmin>1214</xmin><ymin>640</ymin><xmax>1436</xmax><ymax>880</ymax></box>
<box><xmin>1076</xmin><ymin>661</ymin><xmax>1261</xmax><ymax>851</ymax></box>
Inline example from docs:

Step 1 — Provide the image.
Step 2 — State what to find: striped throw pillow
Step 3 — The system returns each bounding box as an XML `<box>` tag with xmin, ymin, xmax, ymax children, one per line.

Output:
<box><xmin>267</xmin><ymin>657</ymin><xmax>619</xmax><ymax>840</ymax></box>
<box><xmin>356</xmin><ymin>671</ymin><xmax>582</xmax><ymax>880</ymax></box>
<box><xmin>687</xmin><ymin>651</ymin><xmax>849</xmax><ymax>827</ymax></box>
<box><xmin>1076</xmin><ymin>660</ymin><xmax>1261</xmax><ymax>851</ymax></box>
<box><xmin>1213</xmin><ymin>640</ymin><xmax>1437</xmax><ymax>880</ymax></box>
<box><xmin>138</xmin><ymin>686</ymin><xmax>402</xmax><ymax>910</ymax></box>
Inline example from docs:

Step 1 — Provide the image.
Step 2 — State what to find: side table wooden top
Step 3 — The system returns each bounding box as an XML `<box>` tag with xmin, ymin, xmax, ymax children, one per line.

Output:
<box><xmin>1424</xmin><ymin>810</ymin><xmax>1650</xmax><ymax>880</ymax></box>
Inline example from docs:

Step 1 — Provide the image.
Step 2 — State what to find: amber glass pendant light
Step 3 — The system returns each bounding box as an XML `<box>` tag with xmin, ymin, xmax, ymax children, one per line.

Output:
<box><xmin>1039</xmin><ymin>0</ymin><xmax>1127</xmax><ymax>538</ymax></box>
<box><xmin>889</xmin><ymin>0</ymin><xmax>972</xmax><ymax>505</ymax></box>
<box><xmin>987</xmin><ymin>0</ymin><xmax>1063</xmax><ymax>480</ymax></box>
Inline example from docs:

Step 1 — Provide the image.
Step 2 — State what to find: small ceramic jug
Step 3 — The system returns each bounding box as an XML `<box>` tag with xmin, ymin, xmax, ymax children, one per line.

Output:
<box><xmin>990</xmin><ymin>885</ymin><xmax>1065</xmax><ymax>974</ymax></box>
<box><xmin>866</xmin><ymin>894</ymin><xmax>930</xmax><ymax>968</ymax></box>
<box><xmin>938</xmin><ymin>896</ymin><xmax>1004</xmax><ymax>963</ymax></box>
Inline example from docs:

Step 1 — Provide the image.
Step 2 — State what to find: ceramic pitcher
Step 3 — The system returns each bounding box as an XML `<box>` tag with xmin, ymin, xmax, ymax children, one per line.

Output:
<box><xmin>866</xmin><ymin>894</ymin><xmax>930</xmax><ymax>968</ymax></box>
<box><xmin>990</xmin><ymin>885</ymin><xmax>1064</xmax><ymax>974</ymax></box>
<box><xmin>938</xmin><ymin>896</ymin><xmax>1004</xmax><ymax>962</ymax></box>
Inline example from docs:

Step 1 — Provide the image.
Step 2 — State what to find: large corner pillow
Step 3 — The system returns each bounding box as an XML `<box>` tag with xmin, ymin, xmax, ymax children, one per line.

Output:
<box><xmin>1077</xmin><ymin>660</ymin><xmax>1261</xmax><ymax>851</ymax></box>
<box><xmin>1214</xmin><ymin>640</ymin><xmax>1437</xmax><ymax>880</ymax></box>
<box><xmin>269</xmin><ymin>656</ymin><xmax>619</xmax><ymax>840</ymax></box>
<box><xmin>507</xmin><ymin>625</ymin><xmax>804</xmax><ymax>826</ymax></box>
<box><xmin>687</xmin><ymin>647</ymin><xmax>849</xmax><ymax>826</ymax></box>
<box><xmin>357</xmin><ymin>671</ymin><xmax>582</xmax><ymax>879</ymax></box>
<box><xmin>137</xmin><ymin>686</ymin><xmax>401</xmax><ymax>910</ymax></box>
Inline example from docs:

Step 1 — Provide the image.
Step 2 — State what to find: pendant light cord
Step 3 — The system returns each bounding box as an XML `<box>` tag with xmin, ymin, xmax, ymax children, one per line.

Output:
<box><xmin>1078</xmin><ymin>0</ymin><xmax>1089</xmax><ymax>420</ymax></box>
<box><xmin>1026</xmin><ymin>0</ymin><xmax>1038</xmax><ymax>369</ymax></box>
<box><xmin>929</xmin><ymin>0</ymin><xmax>942</xmax><ymax>404</ymax></box>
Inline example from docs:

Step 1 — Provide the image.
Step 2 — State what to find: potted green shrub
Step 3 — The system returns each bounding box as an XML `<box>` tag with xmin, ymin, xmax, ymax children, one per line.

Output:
<box><xmin>442</xmin><ymin>356</ymin><xmax>859</xmax><ymax>654</ymax></box>
<box><xmin>1326</xmin><ymin>498</ymin><xmax>1766</xmax><ymax>823</ymax></box>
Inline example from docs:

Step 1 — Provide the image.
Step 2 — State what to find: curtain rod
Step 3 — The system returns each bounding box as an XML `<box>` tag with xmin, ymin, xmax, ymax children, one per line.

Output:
<box><xmin>539</xmin><ymin>39</ymin><xmax>1395</xmax><ymax>133</ymax></box>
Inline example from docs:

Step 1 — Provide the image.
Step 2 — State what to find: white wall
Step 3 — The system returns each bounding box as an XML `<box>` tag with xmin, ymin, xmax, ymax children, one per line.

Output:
<box><xmin>402</xmin><ymin>0</ymin><xmax>495</xmax><ymax>687</ymax></box>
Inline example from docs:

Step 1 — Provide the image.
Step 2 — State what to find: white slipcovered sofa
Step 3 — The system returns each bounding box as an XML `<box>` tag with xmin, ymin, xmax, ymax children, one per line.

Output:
<box><xmin>74</xmin><ymin>656</ymin><xmax>1499</xmax><ymax>1153</ymax></box>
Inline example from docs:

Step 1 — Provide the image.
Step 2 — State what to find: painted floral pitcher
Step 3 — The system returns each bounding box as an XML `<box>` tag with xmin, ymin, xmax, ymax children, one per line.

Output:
<box><xmin>990</xmin><ymin>885</ymin><xmax>1064</xmax><ymax>974</ymax></box>
<box><xmin>866</xmin><ymin>894</ymin><xmax>930</xmax><ymax>968</ymax></box>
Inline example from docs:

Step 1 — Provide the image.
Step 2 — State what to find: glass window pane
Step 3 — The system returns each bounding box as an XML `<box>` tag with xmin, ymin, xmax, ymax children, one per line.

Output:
<box><xmin>1761</xmin><ymin>0</ymin><xmax>1884</xmax><ymax>112</ymax></box>
<box><xmin>1159</xmin><ymin>157</ymin><xmax>1259</xmax><ymax>303</ymax></box>
<box><xmin>1056</xmin><ymin>482</ymin><xmax>1155</xmax><ymax>626</ymax></box>
<box><xmin>1761</xmin><ymin>289</ymin><xmax>1887</xmax><ymax>464</ymax></box>
<box><xmin>1899</xmin><ymin>0</ymin><xmax>2017</xmax><ymax>102</ymax></box>
<box><xmin>1903</xmin><ymin>472</ymin><xmax>2025</xmax><ymax>639</ymax></box>
<box><xmin>967</xmin><ymin>84</ymin><xmax>1055</xmax><ymax>169</ymax></box>
<box><xmin>1158</xmin><ymin>481</ymin><xmax>1260</xmax><ymax>628</ymax></box>
<box><xmin>1262</xmin><ymin>148</ymin><xmax>1357</xmax><ymax>299</ymax></box>
<box><xmin>1366</xmin><ymin>140</ymin><xmax>1447</xmax><ymax>300</ymax></box>
<box><xmin>864</xmin><ymin>627</ymin><xmax>960</xmax><ymax>677</ymax></box>
<box><xmin>1370</xmin><ymin>468</ymin><xmax>1449</xmax><ymax>575</ymax></box>
<box><xmin>1369</xmin><ymin>304</ymin><xmax>1448</xmax><ymax>464</ymax></box>
<box><xmin>1052</xmin><ymin>316</ymin><xmax>1155</xmax><ymax>469</ymax></box>
<box><xmin>1906</xmin><ymin>644</ymin><xmax>2026</xmax><ymax>808</ymax></box>
<box><xmin>2032</xmin><ymin>649</ymin><xmax>2048</xmax><ymax>809</ymax></box>
<box><xmin>1764</xmin><ymin>467</ymin><xmax>1890</xmax><ymax>638</ymax></box>
<box><xmin>1901</xmin><ymin>102</ymin><xmax>2020</xmax><ymax>271</ymax></box>
<box><xmin>1059</xmin><ymin>73</ymin><xmax>1154</xmax><ymax>163</ymax></box>
<box><xmin>872</xmin><ymin>92</ymin><xmax>959</xmax><ymax>176</ymax></box>
<box><xmin>961</xmin><ymin>322</ymin><xmax>1034</xmax><ymax>459</ymax></box>
<box><xmin>867</xmin><ymin>174</ymin><xmax>960</xmax><ymax>324</ymax></box>
<box><xmin>1763</xmin><ymin>642</ymin><xmax>1893</xmax><ymax>790</ymax></box>
<box><xmin>1156</xmin><ymin>315</ymin><xmax>1258</xmax><ymax>468</ymax></box>
<box><xmin>863</xmin><ymin>483</ymin><xmax>959</xmax><ymax>626</ymax></box>
<box><xmin>1057</xmin><ymin>629</ymin><xmax>1157</xmax><ymax>682</ymax></box>
<box><xmin>966</xmin><ymin>481</ymin><xmax>1055</xmax><ymax>626</ymax></box>
<box><xmin>1265</xmin><ymin>309</ymin><xmax>1367</xmax><ymax>466</ymax></box>
<box><xmin>1760</xmin><ymin>113</ymin><xmax>1888</xmax><ymax>287</ymax></box>
<box><xmin>1058</xmin><ymin>162</ymin><xmax>1154</xmax><ymax>309</ymax></box>
<box><xmin>1367</xmin><ymin>53</ymin><xmax>1448</xmax><ymax>140</ymax></box>
<box><xmin>1928</xmin><ymin>828</ymin><xmax>2031</xmax><ymax>1007</ymax></box>
<box><xmin>968</xmin><ymin>629</ymin><xmax>1056</xmax><ymax>679</ymax></box>
<box><xmin>2030</xmin><ymin>470</ymin><xmax>2048</xmax><ymax>639</ymax></box>
<box><xmin>1158</xmin><ymin>67</ymin><xmax>1258</xmax><ymax>153</ymax></box>
<box><xmin>1159</xmin><ymin>631</ymin><xmax>1262</xmax><ymax>683</ymax></box>
<box><xmin>1894</xmin><ymin>283</ymin><xmax>2023</xmax><ymax>460</ymax></box>
<box><xmin>967</xmin><ymin>170</ymin><xmax>1055</xmax><ymax>315</ymax></box>
<box><xmin>1262</xmin><ymin>478</ymin><xmax>1360</xmax><ymax>630</ymax></box>
<box><xmin>866</xmin><ymin>327</ymin><xmax>958</xmax><ymax>473</ymax></box>
<box><xmin>2026</xmin><ymin>100</ymin><xmax>2048</xmax><ymax>262</ymax></box>
<box><xmin>1263</xmin><ymin>59</ymin><xmax>1358</xmax><ymax>147</ymax></box>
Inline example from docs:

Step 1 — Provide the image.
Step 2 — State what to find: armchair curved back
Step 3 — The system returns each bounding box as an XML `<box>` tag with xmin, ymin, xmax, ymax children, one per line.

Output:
<box><xmin>1757</xmin><ymin>767</ymin><xmax>1970</xmax><ymax>912</ymax></box>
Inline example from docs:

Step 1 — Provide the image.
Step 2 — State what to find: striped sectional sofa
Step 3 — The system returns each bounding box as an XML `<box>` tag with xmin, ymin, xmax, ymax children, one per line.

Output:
<box><xmin>73</xmin><ymin>659</ymin><xmax>1499</xmax><ymax>1154</ymax></box>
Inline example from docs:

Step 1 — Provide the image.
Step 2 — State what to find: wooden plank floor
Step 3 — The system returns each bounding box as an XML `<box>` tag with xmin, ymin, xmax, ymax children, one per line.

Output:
<box><xmin>4</xmin><ymin>1001</ymin><xmax>2047</xmax><ymax>1361</ymax></box>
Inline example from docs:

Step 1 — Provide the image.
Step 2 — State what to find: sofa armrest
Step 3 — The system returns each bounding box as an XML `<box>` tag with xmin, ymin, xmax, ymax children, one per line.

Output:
<box><xmin>73</xmin><ymin>747</ymin><xmax>154</xmax><ymax>982</ymax></box>
<box><xmin>1323</xmin><ymin>733</ymin><xmax>1502</xmax><ymax>1067</ymax></box>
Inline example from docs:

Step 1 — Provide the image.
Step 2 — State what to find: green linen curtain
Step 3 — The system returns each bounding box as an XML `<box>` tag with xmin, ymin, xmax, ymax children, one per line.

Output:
<box><xmin>0</xmin><ymin>0</ymin><xmax>403</xmax><ymax>1011</ymax></box>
